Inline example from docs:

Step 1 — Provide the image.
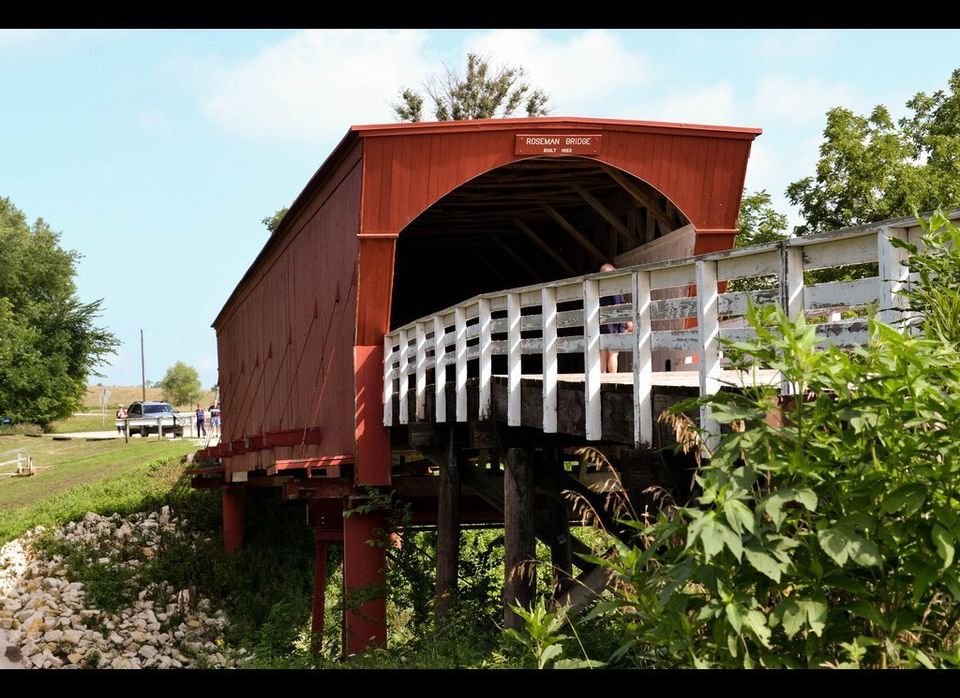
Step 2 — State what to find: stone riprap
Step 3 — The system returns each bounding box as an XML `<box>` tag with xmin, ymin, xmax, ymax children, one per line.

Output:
<box><xmin>0</xmin><ymin>508</ymin><xmax>246</xmax><ymax>669</ymax></box>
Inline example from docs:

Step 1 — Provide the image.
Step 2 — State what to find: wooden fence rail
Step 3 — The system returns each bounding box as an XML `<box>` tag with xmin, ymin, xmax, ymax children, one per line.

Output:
<box><xmin>384</xmin><ymin>212</ymin><xmax>958</xmax><ymax>448</ymax></box>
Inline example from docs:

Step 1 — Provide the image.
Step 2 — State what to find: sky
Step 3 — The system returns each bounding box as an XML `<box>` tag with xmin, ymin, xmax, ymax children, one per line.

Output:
<box><xmin>1</xmin><ymin>28</ymin><xmax>957</xmax><ymax>389</ymax></box>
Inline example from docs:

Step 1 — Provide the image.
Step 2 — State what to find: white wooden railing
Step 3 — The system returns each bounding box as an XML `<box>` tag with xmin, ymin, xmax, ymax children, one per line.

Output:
<box><xmin>384</xmin><ymin>213</ymin><xmax>957</xmax><ymax>448</ymax></box>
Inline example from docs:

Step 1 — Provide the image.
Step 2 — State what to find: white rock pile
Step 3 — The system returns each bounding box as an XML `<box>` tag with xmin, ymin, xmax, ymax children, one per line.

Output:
<box><xmin>0</xmin><ymin>507</ymin><xmax>247</xmax><ymax>669</ymax></box>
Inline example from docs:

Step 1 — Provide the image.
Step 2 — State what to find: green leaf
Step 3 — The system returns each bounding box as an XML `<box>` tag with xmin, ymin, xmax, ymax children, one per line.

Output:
<box><xmin>802</xmin><ymin>599</ymin><xmax>828</xmax><ymax>637</ymax></box>
<box><xmin>744</xmin><ymin>548</ymin><xmax>783</xmax><ymax>583</ymax></box>
<box><xmin>724</xmin><ymin>500</ymin><xmax>756</xmax><ymax>535</ymax></box>
<box><xmin>880</xmin><ymin>483</ymin><xmax>927</xmax><ymax>517</ymax></box>
<box><xmin>539</xmin><ymin>643</ymin><xmax>563</xmax><ymax>668</ymax></box>
<box><xmin>818</xmin><ymin>527</ymin><xmax>882</xmax><ymax>568</ymax></box>
<box><xmin>932</xmin><ymin>525</ymin><xmax>956</xmax><ymax>570</ymax></box>
<box><xmin>776</xmin><ymin>598</ymin><xmax>804</xmax><ymax>639</ymax></box>
<box><xmin>744</xmin><ymin>609</ymin><xmax>772</xmax><ymax>648</ymax></box>
<box><xmin>725</xmin><ymin>603</ymin><xmax>744</xmax><ymax>634</ymax></box>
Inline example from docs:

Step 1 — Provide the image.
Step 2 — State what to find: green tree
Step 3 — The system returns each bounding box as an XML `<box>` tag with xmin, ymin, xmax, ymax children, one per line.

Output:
<box><xmin>159</xmin><ymin>361</ymin><xmax>202</xmax><ymax>407</ymax></box>
<box><xmin>262</xmin><ymin>207</ymin><xmax>289</xmax><ymax>235</ymax></box>
<box><xmin>394</xmin><ymin>53</ymin><xmax>550</xmax><ymax>123</ymax></box>
<box><xmin>787</xmin><ymin>69</ymin><xmax>960</xmax><ymax>236</ymax></box>
<box><xmin>735</xmin><ymin>190</ymin><xmax>789</xmax><ymax>248</ymax></box>
<box><xmin>0</xmin><ymin>197</ymin><xmax>117</xmax><ymax>427</ymax></box>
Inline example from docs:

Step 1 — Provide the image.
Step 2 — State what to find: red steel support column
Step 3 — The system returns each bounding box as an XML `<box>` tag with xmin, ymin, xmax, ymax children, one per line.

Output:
<box><xmin>342</xmin><ymin>504</ymin><xmax>387</xmax><ymax>654</ymax></box>
<box><xmin>222</xmin><ymin>487</ymin><xmax>244</xmax><ymax>555</ymax></box>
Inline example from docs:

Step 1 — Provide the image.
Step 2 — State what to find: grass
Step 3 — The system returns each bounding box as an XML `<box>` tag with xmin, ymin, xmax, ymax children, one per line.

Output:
<box><xmin>0</xmin><ymin>436</ymin><xmax>197</xmax><ymax>542</ymax></box>
<box><xmin>47</xmin><ymin>413</ymin><xmax>118</xmax><ymax>433</ymax></box>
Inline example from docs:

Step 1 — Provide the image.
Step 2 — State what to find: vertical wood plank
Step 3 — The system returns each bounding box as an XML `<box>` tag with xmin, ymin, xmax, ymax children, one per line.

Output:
<box><xmin>479</xmin><ymin>298</ymin><xmax>493</xmax><ymax>420</ymax></box>
<box><xmin>779</xmin><ymin>244</ymin><xmax>805</xmax><ymax>396</ymax></box>
<box><xmin>632</xmin><ymin>271</ymin><xmax>653</xmax><ymax>447</ymax></box>
<box><xmin>433</xmin><ymin>316</ymin><xmax>447</xmax><ymax>423</ymax></box>
<box><xmin>583</xmin><ymin>279</ymin><xmax>602</xmax><ymax>441</ymax></box>
<box><xmin>398</xmin><ymin>328</ymin><xmax>410</xmax><ymax>425</ymax></box>
<box><xmin>382</xmin><ymin>333</ymin><xmax>394</xmax><ymax>427</ymax></box>
<box><xmin>507</xmin><ymin>292</ymin><xmax>522</xmax><ymax>427</ymax></box>
<box><xmin>696</xmin><ymin>260</ymin><xmax>721</xmax><ymax>453</ymax></box>
<box><xmin>877</xmin><ymin>226</ymin><xmax>910</xmax><ymax>328</ymax></box>
<box><xmin>541</xmin><ymin>286</ymin><xmax>558</xmax><ymax>433</ymax></box>
<box><xmin>415</xmin><ymin>323</ymin><xmax>426</xmax><ymax>421</ymax></box>
<box><xmin>455</xmin><ymin>307</ymin><xmax>467</xmax><ymax>422</ymax></box>
<box><xmin>435</xmin><ymin>428</ymin><xmax>460</xmax><ymax>620</ymax></box>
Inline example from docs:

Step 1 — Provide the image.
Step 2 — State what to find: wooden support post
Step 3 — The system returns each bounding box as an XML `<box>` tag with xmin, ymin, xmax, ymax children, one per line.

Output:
<box><xmin>383</xmin><ymin>334</ymin><xmax>394</xmax><ymax>427</ymax></box>
<box><xmin>507</xmin><ymin>292</ymin><xmax>522</xmax><ymax>427</ymax></box>
<box><xmin>222</xmin><ymin>487</ymin><xmax>244</xmax><ymax>555</ymax></box>
<box><xmin>877</xmin><ymin>226</ymin><xmax>910</xmax><ymax>328</ymax></box>
<box><xmin>632</xmin><ymin>270</ymin><xmax>653</xmax><ymax>447</ymax></box>
<box><xmin>583</xmin><ymin>278</ymin><xmax>602</xmax><ymax>441</ymax></box>
<box><xmin>541</xmin><ymin>286</ymin><xmax>558</xmax><ymax>433</ymax></box>
<box><xmin>433</xmin><ymin>317</ymin><xmax>447</xmax><ymax>423</ymax></box>
<box><xmin>479</xmin><ymin>298</ymin><xmax>493</xmax><ymax>420</ymax></box>
<box><xmin>311</xmin><ymin>538</ymin><xmax>328</xmax><ymax>654</ymax></box>
<box><xmin>398</xmin><ymin>328</ymin><xmax>410</xmax><ymax>425</ymax></box>
<box><xmin>503</xmin><ymin>447</ymin><xmax>536</xmax><ymax>630</ymax></box>
<box><xmin>455</xmin><ymin>307</ymin><xmax>467</xmax><ymax>422</ymax></box>
<box><xmin>342</xmin><ymin>506</ymin><xmax>387</xmax><ymax>654</ymax></box>
<box><xmin>779</xmin><ymin>244</ymin><xmax>804</xmax><ymax>396</ymax></box>
<box><xmin>696</xmin><ymin>260</ymin><xmax>721</xmax><ymax>454</ymax></box>
<box><xmin>124</xmin><ymin>418</ymin><xmax>129</xmax><ymax>443</ymax></box>
<box><xmin>546</xmin><ymin>454</ymin><xmax>572</xmax><ymax>600</ymax></box>
<box><xmin>415</xmin><ymin>322</ymin><xmax>427</xmax><ymax>421</ymax></box>
<box><xmin>435</xmin><ymin>428</ymin><xmax>461</xmax><ymax>621</ymax></box>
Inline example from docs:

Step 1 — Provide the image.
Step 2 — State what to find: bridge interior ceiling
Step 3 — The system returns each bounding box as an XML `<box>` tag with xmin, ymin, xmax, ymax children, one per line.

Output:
<box><xmin>390</xmin><ymin>157</ymin><xmax>690</xmax><ymax>328</ymax></box>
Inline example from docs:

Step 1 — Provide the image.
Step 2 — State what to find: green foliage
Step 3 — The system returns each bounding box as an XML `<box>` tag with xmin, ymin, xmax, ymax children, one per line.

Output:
<box><xmin>504</xmin><ymin>598</ymin><xmax>604</xmax><ymax>669</ymax></box>
<box><xmin>261</xmin><ymin>207</ymin><xmax>289</xmax><ymax>235</ymax></box>
<box><xmin>736</xmin><ymin>190</ymin><xmax>789</xmax><ymax>249</ymax></box>
<box><xmin>0</xmin><ymin>197</ymin><xmax>117</xmax><ymax>426</ymax></box>
<box><xmin>159</xmin><ymin>361</ymin><xmax>202</xmax><ymax>407</ymax></box>
<box><xmin>787</xmin><ymin>69</ymin><xmax>960</xmax><ymax>236</ymax></box>
<box><xmin>595</xmin><ymin>213</ymin><xmax>960</xmax><ymax>668</ymax></box>
<box><xmin>394</xmin><ymin>53</ymin><xmax>550</xmax><ymax>123</ymax></box>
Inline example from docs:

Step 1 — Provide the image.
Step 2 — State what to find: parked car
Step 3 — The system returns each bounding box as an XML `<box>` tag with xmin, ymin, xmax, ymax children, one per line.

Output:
<box><xmin>117</xmin><ymin>401</ymin><xmax>184</xmax><ymax>437</ymax></box>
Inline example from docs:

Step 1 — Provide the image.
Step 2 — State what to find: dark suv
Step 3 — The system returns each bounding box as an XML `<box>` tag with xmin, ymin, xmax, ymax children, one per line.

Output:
<box><xmin>118</xmin><ymin>401</ymin><xmax>184</xmax><ymax>437</ymax></box>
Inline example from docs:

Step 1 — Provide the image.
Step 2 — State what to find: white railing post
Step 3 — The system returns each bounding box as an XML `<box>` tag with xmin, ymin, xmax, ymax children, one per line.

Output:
<box><xmin>696</xmin><ymin>260</ymin><xmax>721</xmax><ymax>454</ymax></box>
<box><xmin>399</xmin><ymin>328</ymin><xmax>410</xmax><ymax>425</ymax></box>
<box><xmin>583</xmin><ymin>279</ymin><xmax>602</xmax><ymax>441</ymax></box>
<box><xmin>383</xmin><ymin>334</ymin><xmax>394</xmax><ymax>427</ymax></box>
<box><xmin>877</xmin><ymin>226</ymin><xmax>910</xmax><ymax>328</ymax></box>
<box><xmin>479</xmin><ymin>298</ymin><xmax>493</xmax><ymax>420</ymax></box>
<box><xmin>455</xmin><ymin>307</ymin><xmax>467</xmax><ymax>422</ymax></box>
<box><xmin>779</xmin><ymin>243</ymin><xmax>804</xmax><ymax>396</ymax></box>
<box><xmin>507</xmin><ymin>292</ymin><xmax>522</xmax><ymax>427</ymax></box>
<box><xmin>415</xmin><ymin>322</ymin><xmax>427</xmax><ymax>421</ymax></box>
<box><xmin>541</xmin><ymin>286</ymin><xmax>558</xmax><ymax>433</ymax></box>
<box><xmin>632</xmin><ymin>271</ymin><xmax>653</xmax><ymax>447</ymax></box>
<box><xmin>433</xmin><ymin>317</ymin><xmax>447</xmax><ymax>423</ymax></box>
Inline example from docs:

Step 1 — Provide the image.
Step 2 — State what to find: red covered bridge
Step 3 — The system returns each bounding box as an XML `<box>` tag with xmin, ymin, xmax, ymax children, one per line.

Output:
<box><xmin>192</xmin><ymin>116</ymin><xmax>763</xmax><ymax>653</ymax></box>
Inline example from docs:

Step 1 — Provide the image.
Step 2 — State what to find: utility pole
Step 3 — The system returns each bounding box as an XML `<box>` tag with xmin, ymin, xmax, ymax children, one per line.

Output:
<box><xmin>141</xmin><ymin>329</ymin><xmax>146</xmax><ymax>402</ymax></box>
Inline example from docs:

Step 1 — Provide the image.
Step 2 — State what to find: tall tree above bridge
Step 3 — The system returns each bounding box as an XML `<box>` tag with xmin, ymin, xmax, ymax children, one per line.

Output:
<box><xmin>393</xmin><ymin>53</ymin><xmax>550</xmax><ymax>123</ymax></box>
<box><xmin>787</xmin><ymin>68</ymin><xmax>960</xmax><ymax>236</ymax></box>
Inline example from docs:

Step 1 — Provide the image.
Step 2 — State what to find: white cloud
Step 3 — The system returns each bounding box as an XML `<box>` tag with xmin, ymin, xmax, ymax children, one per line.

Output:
<box><xmin>743</xmin><ymin>140</ymin><xmax>778</xmax><ymax>192</ymax></box>
<box><xmin>463</xmin><ymin>30</ymin><xmax>653</xmax><ymax>116</ymax></box>
<box><xmin>751</xmin><ymin>73</ymin><xmax>858</xmax><ymax>125</ymax></box>
<box><xmin>201</xmin><ymin>30</ymin><xmax>435</xmax><ymax>143</ymax></box>
<box><xmin>749</xmin><ymin>30</ymin><xmax>839</xmax><ymax>61</ymax></box>
<box><xmin>639</xmin><ymin>82</ymin><xmax>740</xmax><ymax>126</ymax></box>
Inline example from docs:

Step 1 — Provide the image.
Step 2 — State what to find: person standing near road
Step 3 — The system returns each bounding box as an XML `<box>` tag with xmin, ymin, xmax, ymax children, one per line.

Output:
<box><xmin>209</xmin><ymin>403</ymin><xmax>221</xmax><ymax>438</ymax></box>
<box><xmin>195</xmin><ymin>404</ymin><xmax>206</xmax><ymax>438</ymax></box>
<box><xmin>115</xmin><ymin>405</ymin><xmax>127</xmax><ymax>434</ymax></box>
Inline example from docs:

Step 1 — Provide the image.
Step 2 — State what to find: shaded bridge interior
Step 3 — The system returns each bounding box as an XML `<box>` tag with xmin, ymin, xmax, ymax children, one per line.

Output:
<box><xmin>390</xmin><ymin>157</ymin><xmax>690</xmax><ymax>329</ymax></box>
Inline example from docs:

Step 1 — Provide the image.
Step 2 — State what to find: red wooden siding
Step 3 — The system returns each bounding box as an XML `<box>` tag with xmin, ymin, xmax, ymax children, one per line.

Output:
<box><xmin>215</xmin><ymin>143</ymin><xmax>363</xmax><ymax>475</ymax></box>
<box><xmin>357</xmin><ymin>118</ymin><xmax>760</xmax><ymax>238</ymax></box>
